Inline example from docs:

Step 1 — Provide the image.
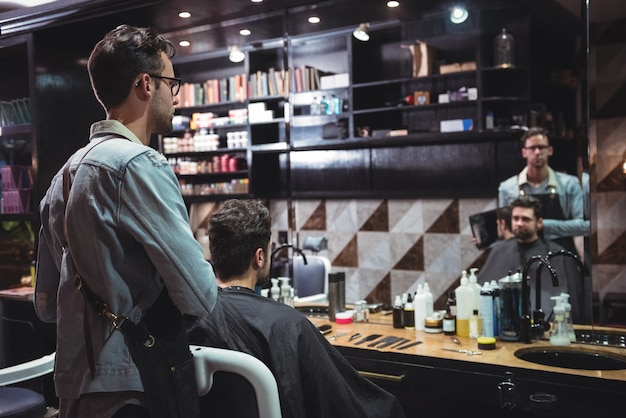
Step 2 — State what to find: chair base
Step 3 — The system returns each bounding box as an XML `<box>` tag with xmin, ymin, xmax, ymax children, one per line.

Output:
<box><xmin>0</xmin><ymin>387</ymin><xmax>47</xmax><ymax>418</ymax></box>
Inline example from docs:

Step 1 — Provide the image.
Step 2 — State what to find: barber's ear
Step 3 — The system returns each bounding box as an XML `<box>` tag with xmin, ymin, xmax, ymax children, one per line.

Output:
<box><xmin>537</xmin><ymin>217</ymin><xmax>544</xmax><ymax>230</ymax></box>
<box><xmin>254</xmin><ymin>247</ymin><xmax>264</xmax><ymax>269</ymax></box>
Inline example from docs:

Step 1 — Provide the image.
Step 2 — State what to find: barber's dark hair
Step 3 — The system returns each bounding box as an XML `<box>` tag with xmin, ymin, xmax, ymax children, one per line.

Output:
<box><xmin>208</xmin><ymin>199</ymin><xmax>271</xmax><ymax>280</ymax></box>
<box><xmin>87</xmin><ymin>25</ymin><xmax>176</xmax><ymax>110</ymax></box>
<box><xmin>520</xmin><ymin>127</ymin><xmax>550</xmax><ymax>146</ymax></box>
<box><xmin>496</xmin><ymin>206</ymin><xmax>512</xmax><ymax>231</ymax></box>
<box><xmin>511</xmin><ymin>195</ymin><xmax>543</xmax><ymax>220</ymax></box>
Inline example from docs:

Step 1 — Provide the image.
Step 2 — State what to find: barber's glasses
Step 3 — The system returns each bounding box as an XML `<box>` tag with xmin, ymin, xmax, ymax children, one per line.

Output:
<box><xmin>148</xmin><ymin>74</ymin><xmax>182</xmax><ymax>96</ymax></box>
<box><xmin>524</xmin><ymin>145</ymin><xmax>550</xmax><ymax>152</ymax></box>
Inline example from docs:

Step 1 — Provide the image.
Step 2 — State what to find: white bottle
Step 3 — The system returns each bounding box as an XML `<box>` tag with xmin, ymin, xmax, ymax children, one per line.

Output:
<box><xmin>468</xmin><ymin>268</ymin><xmax>481</xmax><ymax>314</ymax></box>
<box><xmin>270</xmin><ymin>278</ymin><xmax>280</xmax><ymax>301</ymax></box>
<box><xmin>423</xmin><ymin>282</ymin><xmax>434</xmax><ymax>317</ymax></box>
<box><xmin>414</xmin><ymin>284</ymin><xmax>427</xmax><ymax>331</ymax></box>
<box><xmin>455</xmin><ymin>273</ymin><xmax>472</xmax><ymax>337</ymax></box>
<box><xmin>560</xmin><ymin>293</ymin><xmax>576</xmax><ymax>342</ymax></box>
<box><xmin>479</xmin><ymin>282</ymin><xmax>495</xmax><ymax>337</ymax></box>
<box><xmin>549</xmin><ymin>296</ymin><xmax>570</xmax><ymax>346</ymax></box>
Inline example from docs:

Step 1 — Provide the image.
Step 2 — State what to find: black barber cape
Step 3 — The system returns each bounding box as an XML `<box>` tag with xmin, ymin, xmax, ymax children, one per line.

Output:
<box><xmin>477</xmin><ymin>238</ymin><xmax>588</xmax><ymax>324</ymax></box>
<box><xmin>187</xmin><ymin>287</ymin><xmax>405</xmax><ymax>418</ymax></box>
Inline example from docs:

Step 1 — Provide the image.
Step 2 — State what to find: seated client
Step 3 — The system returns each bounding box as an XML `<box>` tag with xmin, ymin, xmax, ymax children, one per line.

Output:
<box><xmin>187</xmin><ymin>199</ymin><xmax>405</xmax><ymax>418</ymax></box>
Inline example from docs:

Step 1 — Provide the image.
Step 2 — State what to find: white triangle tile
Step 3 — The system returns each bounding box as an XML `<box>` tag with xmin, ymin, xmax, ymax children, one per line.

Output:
<box><xmin>357</xmin><ymin>231</ymin><xmax>391</xmax><ymax>271</ymax></box>
<box><xmin>424</xmin><ymin>234</ymin><xmax>461</xmax><ymax>274</ymax></box>
<box><xmin>389</xmin><ymin>200</ymin><xmax>424</xmax><ymax>234</ymax></box>
<box><xmin>326</xmin><ymin>200</ymin><xmax>358</xmax><ymax>232</ymax></box>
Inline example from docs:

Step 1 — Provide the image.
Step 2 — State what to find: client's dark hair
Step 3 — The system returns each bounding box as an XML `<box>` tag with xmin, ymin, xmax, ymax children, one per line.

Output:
<box><xmin>208</xmin><ymin>199</ymin><xmax>271</xmax><ymax>279</ymax></box>
<box><xmin>511</xmin><ymin>195</ymin><xmax>543</xmax><ymax>220</ymax></box>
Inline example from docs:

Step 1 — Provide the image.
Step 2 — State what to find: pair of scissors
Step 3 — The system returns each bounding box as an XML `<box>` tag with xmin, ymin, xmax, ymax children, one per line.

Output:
<box><xmin>441</xmin><ymin>348</ymin><xmax>482</xmax><ymax>356</ymax></box>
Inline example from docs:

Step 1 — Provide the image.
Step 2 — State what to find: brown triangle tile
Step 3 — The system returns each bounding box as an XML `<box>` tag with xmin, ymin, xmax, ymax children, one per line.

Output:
<box><xmin>360</xmin><ymin>201</ymin><xmax>388</xmax><ymax>232</ymax></box>
<box><xmin>333</xmin><ymin>235</ymin><xmax>358</xmax><ymax>267</ymax></box>
<box><xmin>393</xmin><ymin>237</ymin><xmax>424</xmax><ymax>271</ymax></box>
<box><xmin>366</xmin><ymin>273</ymin><xmax>391</xmax><ymax>305</ymax></box>
<box><xmin>594</xmin><ymin>230</ymin><xmax>626</xmax><ymax>264</ymax></box>
<box><xmin>427</xmin><ymin>199</ymin><xmax>459</xmax><ymax>234</ymax></box>
<box><xmin>301</xmin><ymin>200</ymin><xmax>326</xmax><ymax>230</ymax></box>
<box><xmin>596</xmin><ymin>164</ymin><xmax>626</xmax><ymax>192</ymax></box>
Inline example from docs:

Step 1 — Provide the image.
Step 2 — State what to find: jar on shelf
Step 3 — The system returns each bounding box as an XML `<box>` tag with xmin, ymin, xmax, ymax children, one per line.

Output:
<box><xmin>494</xmin><ymin>28</ymin><xmax>515</xmax><ymax>68</ymax></box>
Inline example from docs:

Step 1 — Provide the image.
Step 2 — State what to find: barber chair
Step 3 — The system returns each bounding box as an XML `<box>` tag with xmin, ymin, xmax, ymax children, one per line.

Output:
<box><xmin>0</xmin><ymin>352</ymin><xmax>55</xmax><ymax>418</ymax></box>
<box><xmin>191</xmin><ymin>345</ymin><xmax>282</xmax><ymax>418</ymax></box>
<box><xmin>292</xmin><ymin>255</ymin><xmax>331</xmax><ymax>303</ymax></box>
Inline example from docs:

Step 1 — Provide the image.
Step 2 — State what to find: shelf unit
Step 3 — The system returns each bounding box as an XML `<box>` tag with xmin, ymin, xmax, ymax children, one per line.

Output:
<box><xmin>0</xmin><ymin>34</ymin><xmax>36</xmax><ymax>218</ymax></box>
<box><xmin>159</xmin><ymin>3</ymin><xmax>578</xmax><ymax>201</ymax></box>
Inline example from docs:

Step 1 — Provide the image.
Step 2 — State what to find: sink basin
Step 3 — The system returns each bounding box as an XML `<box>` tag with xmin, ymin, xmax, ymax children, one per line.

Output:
<box><xmin>515</xmin><ymin>346</ymin><xmax>626</xmax><ymax>370</ymax></box>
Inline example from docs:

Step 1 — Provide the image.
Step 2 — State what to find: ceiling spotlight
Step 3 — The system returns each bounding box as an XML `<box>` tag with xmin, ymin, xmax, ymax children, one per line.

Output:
<box><xmin>179</xmin><ymin>40</ymin><xmax>190</xmax><ymax>47</ymax></box>
<box><xmin>387</xmin><ymin>1</ymin><xmax>400</xmax><ymax>7</ymax></box>
<box><xmin>308</xmin><ymin>16</ymin><xmax>320</xmax><ymax>24</ymax></box>
<box><xmin>239</xmin><ymin>29</ymin><xmax>251</xmax><ymax>36</ymax></box>
<box><xmin>228</xmin><ymin>46</ymin><xmax>245</xmax><ymax>63</ymax></box>
<box><xmin>178</xmin><ymin>11</ymin><xmax>191</xmax><ymax>18</ymax></box>
<box><xmin>450</xmin><ymin>6</ymin><xmax>468</xmax><ymax>24</ymax></box>
<box><xmin>353</xmin><ymin>23</ymin><xmax>370</xmax><ymax>42</ymax></box>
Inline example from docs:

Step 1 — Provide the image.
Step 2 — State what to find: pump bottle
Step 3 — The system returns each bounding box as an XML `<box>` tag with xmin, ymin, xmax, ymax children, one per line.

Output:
<box><xmin>468</xmin><ymin>267</ymin><xmax>481</xmax><ymax>313</ymax></box>
<box><xmin>560</xmin><ymin>293</ymin><xmax>576</xmax><ymax>342</ymax></box>
<box><xmin>549</xmin><ymin>296</ymin><xmax>571</xmax><ymax>346</ymax></box>
<box><xmin>455</xmin><ymin>273</ymin><xmax>472</xmax><ymax>337</ymax></box>
<box><xmin>270</xmin><ymin>278</ymin><xmax>280</xmax><ymax>301</ymax></box>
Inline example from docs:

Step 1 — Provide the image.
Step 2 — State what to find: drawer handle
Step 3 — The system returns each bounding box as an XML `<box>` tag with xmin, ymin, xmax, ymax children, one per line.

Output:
<box><xmin>358</xmin><ymin>370</ymin><xmax>406</xmax><ymax>383</ymax></box>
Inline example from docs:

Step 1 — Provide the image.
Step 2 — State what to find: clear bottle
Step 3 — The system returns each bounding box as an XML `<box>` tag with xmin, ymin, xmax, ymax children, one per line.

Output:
<box><xmin>393</xmin><ymin>295</ymin><xmax>404</xmax><ymax>329</ymax></box>
<box><xmin>468</xmin><ymin>268</ymin><xmax>481</xmax><ymax>312</ymax></box>
<box><xmin>560</xmin><ymin>293</ymin><xmax>576</xmax><ymax>342</ymax></box>
<box><xmin>494</xmin><ymin>28</ymin><xmax>515</xmax><ymax>68</ymax></box>
<box><xmin>469</xmin><ymin>309</ymin><xmax>482</xmax><ymax>339</ymax></box>
<box><xmin>404</xmin><ymin>293</ymin><xmax>416</xmax><ymax>330</ymax></box>
<box><xmin>310</xmin><ymin>96</ymin><xmax>320</xmax><ymax>115</ymax></box>
<box><xmin>549</xmin><ymin>296</ymin><xmax>570</xmax><ymax>346</ymax></box>
<box><xmin>332</xmin><ymin>94</ymin><xmax>342</xmax><ymax>115</ymax></box>
<box><xmin>479</xmin><ymin>282</ymin><xmax>494</xmax><ymax>337</ymax></box>
<box><xmin>270</xmin><ymin>278</ymin><xmax>280</xmax><ymax>301</ymax></box>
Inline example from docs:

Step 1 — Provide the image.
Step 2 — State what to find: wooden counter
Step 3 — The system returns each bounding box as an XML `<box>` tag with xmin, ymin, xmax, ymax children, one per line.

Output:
<box><xmin>305</xmin><ymin>312</ymin><xmax>626</xmax><ymax>417</ymax></box>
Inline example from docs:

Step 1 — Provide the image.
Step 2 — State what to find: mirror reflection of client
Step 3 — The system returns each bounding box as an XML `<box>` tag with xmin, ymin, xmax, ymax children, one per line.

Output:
<box><xmin>187</xmin><ymin>199</ymin><xmax>405</xmax><ymax>418</ymax></box>
<box><xmin>477</xmin><ymin>196</ymin><xmax>588</xmax><ymax>324</ymax></box>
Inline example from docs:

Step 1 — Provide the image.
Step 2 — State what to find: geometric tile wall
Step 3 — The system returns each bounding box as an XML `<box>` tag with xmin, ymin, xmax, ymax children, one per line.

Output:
<box><xmin>589</xmin><ymin>18</ymin><xmax>626</xmax><ymax>313</ymax></box>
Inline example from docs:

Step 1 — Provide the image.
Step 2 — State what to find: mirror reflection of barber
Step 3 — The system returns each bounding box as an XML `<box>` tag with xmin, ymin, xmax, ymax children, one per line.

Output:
<box><xmin>498</xmin><ymin>127</ymin><xmax>589</xmax><ymax>256</ymax></box>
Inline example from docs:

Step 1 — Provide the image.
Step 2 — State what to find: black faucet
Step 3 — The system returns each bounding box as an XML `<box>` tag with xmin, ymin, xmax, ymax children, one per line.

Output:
<box><xmin>520</xmin><ymin>255</ymin><xmax>559</xmax><ymax>344</ymax></box>
<box><xmin>269</xmin><ymin>244</ymin><xmax>308</xmax><ymax>284</ymax></box>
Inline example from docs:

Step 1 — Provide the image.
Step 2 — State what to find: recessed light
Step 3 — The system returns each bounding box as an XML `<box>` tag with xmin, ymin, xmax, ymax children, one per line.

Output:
<box><xmin>178</xmin><ymin>11</ymin><xmax>191</xmax><ymax>18</ymax></box>
<box><xmin>251</xmin><ymin>0</ymin><xmax>263</xmax><ymax>3</ymax></box>
<box><xmin>240</xmin><ymin>29</ymin><xmax>251</xmax><ymax>36</ymax></box>
<box><xmin>308</xmin><ymin>16</ymin><xmax>320</xmax><ymax>24</ymax></box>
<box><xmin>179</xmin><ymin>40</ymin><xmax>190</xmax><ymax>47</ymax></box>
<box><xmin>387</xmin><ymin>1</ymin><xmax>400</xmax><ymax>7</ymax></box>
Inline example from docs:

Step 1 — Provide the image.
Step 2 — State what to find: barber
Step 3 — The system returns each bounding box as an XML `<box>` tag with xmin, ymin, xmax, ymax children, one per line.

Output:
<box><xmin>498</xmin><ymin>127</ymin><xmax>588</xmax><ymax>255</ymax></box>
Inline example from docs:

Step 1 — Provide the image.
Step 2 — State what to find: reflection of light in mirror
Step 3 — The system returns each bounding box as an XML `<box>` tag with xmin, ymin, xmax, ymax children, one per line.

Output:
<box><xmin>178</xmin><ymin>11</ymin><xmax>191</xmax><ymax>18</ymax></box>
<box><xmin>387</xmin><ymin>1</ymin><xmax>400</xmax><ymax>8</ymax></box>
<box><xmin>308</xmin><ymin>16</ymin><xmax>320</xmax><ymax>24</ymax></box>
<box><xmin>240</xmin><ymin>29</ymin><xmax>251</xmax><ymax>36</ymax></box>
<box><xmin>179</xmin><ymin>40</ymin><xmax>190</xmax><ymax>47</ymax></box>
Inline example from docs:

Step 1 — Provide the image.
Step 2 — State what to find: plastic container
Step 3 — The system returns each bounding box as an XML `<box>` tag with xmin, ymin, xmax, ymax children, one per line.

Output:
<box><xmin>549</xmin><ymin>296</ymin><xmax>571</xmax><ymax>346</ymax></box>
<box><xmin>479</xmin><ymin>282</ymin><xmax>495</xmax><ymax>337</ymax></box>
<box><xmin>413</xmin><ymin>284</ymin><xmax>426</xmax><ymax>331</ymax></box>
<box><xmin>455</xmin><ymin>273</ymin><xmax>472</xmax><ymax>337</ymax></box>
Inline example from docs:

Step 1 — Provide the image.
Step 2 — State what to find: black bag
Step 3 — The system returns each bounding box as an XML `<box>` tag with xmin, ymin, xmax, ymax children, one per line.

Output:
<box><xmin>120</xmin><ymin>289</ymin><xmax>201</xmax><ymax>418</ymax></box>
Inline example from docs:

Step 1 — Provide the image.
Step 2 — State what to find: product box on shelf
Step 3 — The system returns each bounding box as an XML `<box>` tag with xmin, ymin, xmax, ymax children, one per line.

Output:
<box><xmin>440</xmin><ymin>119</ymin><xmax>473</xmax><ymax>133</ymax></box>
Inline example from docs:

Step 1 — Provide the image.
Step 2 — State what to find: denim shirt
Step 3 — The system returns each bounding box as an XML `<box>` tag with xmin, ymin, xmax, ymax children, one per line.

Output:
<box><xmin>35</xmin><ymin>120</ymin><xmax>217</xmax><ymax>399</ymax></box>
<box><xmin>498</xmin><ymin>166</ymin><xmax>589</xmax><ymax>240</ymax></box>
